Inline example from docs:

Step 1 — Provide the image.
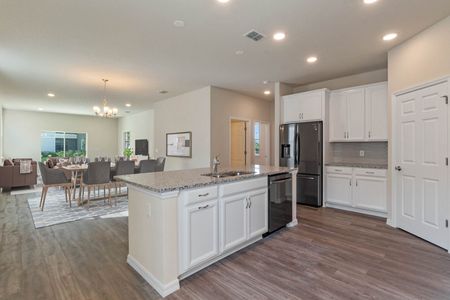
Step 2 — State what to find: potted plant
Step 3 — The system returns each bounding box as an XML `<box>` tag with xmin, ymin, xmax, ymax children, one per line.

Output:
<box><xmin>123</xmin><ymin>147</ymin><xmax>133</xmax><ymax>160</ymax></box>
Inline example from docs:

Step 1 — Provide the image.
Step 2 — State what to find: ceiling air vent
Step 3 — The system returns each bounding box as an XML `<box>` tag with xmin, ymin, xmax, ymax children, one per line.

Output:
<box><xmin>244</xmin><ymin>30</ymin><xmax>264</xmax><ymax>41</ymax></box>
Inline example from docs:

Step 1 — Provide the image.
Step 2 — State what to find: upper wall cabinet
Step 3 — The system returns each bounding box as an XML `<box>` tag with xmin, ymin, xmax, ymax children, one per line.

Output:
<box><xmin>365</xmin><ymin>83</ymin><xmax>388</xmax><ymax>141</ymax></box>
<box><xmin>329</xmin><ymin>82</ymin><xmax>387</xmax><ymax>142</ymax></box>
<box><xmin>282</xmin><ymin>89</ymin><xmax>328</xmax><ymax>123</ymax></box>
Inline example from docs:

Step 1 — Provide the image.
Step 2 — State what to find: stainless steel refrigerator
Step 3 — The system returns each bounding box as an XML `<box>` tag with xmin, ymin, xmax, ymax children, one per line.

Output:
<box><xmin>279</xmin><ymin>121</ymin><xmax>323</xmax><ymax>207</ymax></box>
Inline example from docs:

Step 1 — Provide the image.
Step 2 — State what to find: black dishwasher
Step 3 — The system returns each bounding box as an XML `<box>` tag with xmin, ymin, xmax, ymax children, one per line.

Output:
<box><xmin>266</xmin><ymin>173</ymin><xmax>293</xmax><ymax>235</ymax></box>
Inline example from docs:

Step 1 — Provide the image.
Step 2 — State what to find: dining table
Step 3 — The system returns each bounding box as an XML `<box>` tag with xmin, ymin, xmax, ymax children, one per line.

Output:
<box><xmin>59</xmin><ymin>161</ymin><xmax>138</xmax><ymax>205</ymax></box>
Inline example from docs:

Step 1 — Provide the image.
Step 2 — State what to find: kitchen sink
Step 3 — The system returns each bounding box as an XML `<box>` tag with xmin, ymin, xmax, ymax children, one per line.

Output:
<box><xmin>201</xmin><ymin>170</ymin><xmax>255</xmax><ymax>178</ymax></box>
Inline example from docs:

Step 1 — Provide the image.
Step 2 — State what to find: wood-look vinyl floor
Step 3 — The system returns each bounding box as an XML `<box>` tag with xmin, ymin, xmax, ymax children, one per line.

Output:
<box><xmin>1</xmin><ymin>192</ymin><xmax>450</xmax><ymax>300</ymax></box>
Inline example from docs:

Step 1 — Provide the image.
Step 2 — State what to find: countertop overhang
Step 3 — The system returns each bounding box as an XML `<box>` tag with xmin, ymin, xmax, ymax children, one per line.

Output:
<box><xmin>115</xmin><ymin>165</ymin><xmax>295</xmax><ymax>194</ymax></box>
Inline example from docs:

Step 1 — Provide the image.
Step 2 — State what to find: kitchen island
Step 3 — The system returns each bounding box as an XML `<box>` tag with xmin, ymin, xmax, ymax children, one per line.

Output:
<box><xmin>116</xmin><ymin>165</ymin><xmax>297</xmax><ymax>297</ymax></box>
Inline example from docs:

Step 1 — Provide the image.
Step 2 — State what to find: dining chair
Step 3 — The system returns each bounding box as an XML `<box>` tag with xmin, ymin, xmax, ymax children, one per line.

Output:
<box><xmin>138</xmin><ymin>159</ymin><xmax>156</xmax><ymax>173</ymax></box>
<box><xmin>155</xmin><ymin>157</ymin><xmax>166</xmax><ymax>172</ymax></box>
<box><xmin>112</xmin><ymin>160</ymin><xmax>135</xmax><ymax>205</ymax></box>
<box><xmin>80</xmin><ymin>161</ymin><xmax>112</xmax><ymax>209</ymax></box>
<box><xmin>38</xmin><ymin>162</ymin><xmax>72</xmax><ymax>211</ymax></box>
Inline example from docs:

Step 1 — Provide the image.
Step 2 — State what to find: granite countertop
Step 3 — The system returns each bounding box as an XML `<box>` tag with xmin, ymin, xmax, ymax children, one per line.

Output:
<box><xmin>115</xmin><ymin>165</ymin><xmax>294</xmax><ymax>193</ymax></box>
<box><xmin>325</xmin><ymin>162</ymin><xmax>388</xmax><ymax>169</ymax></box>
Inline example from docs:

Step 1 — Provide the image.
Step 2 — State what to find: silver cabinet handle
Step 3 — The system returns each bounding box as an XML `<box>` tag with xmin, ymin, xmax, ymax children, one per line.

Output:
<box><xmin>198</xmin><ymin>204</ymin><xmax>209</xmax><ymax>210</ymax></box>
<box><xmin>349</xmin><ymin>179</ymin><xmax>351</xmax><ymax>186</ymax></box>
<box><xmin>198</xmin><ymin>193</ymin><xmax>209</xmax><ymax>197</ymax></box>
<box><xmin>344</xmin><ymin>131</ymin><xmax>346</xmax><ymax>139</ymax></box>
<box><xmin>366</xmin><ymin>171</ymin><xmax>375</xmax><ymax>175</ymax></box>
<box><xmin>368</xmin><ymin>131</ymin><xmax>371</xmax><ymax>138</ymax></box>
<box><xmin>249</xmin><ymin>198</ymin><xmax>252</xmax><ymax>208</ymax></box>
<box><xmin>356</xmin><ymin>180</ymin><xmax>358</xmax><ymax>187</ymax></box>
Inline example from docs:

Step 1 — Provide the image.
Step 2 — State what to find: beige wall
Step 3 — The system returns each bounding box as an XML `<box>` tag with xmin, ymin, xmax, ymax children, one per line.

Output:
<box><xmin>0</xmin><ymin>106</ymin><xmax>3</xmax><ymax>158</ymax></box>
<box><xmin>387</xmin><ymin>16</ymin><xmax>450</xmax><ymax>221</ymax></box>
<box><xmin>118</xmin><ymin>109</ymin><xmax>155</xmax><ymax>157</ymax></box>
<box><xmin>210</xmin><ymin>87</ymin><xmax>273</xmax><ymax>167</ymax></box>
<box><xmin>153</xmin><ymin>87</ymin><xmax>211</xmax><ymax>171</ymax></box>
<box><xmin>3</xmin><ymin>109</ymin><xmax>118</xmax><ymax>162</ymax></box>
<box><xmin>293</xmin><ymin>68</ymin><xmax>387</xmax><ymax>93</ymax></box>
<box><xmin>388</xmin><ymin>16</ymin><xmax>450</xmax><ymax>94</ymax></box>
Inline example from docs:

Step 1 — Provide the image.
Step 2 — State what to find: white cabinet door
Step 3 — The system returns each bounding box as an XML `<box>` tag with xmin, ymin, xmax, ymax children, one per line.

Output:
<box><xmin>283</xmin><ymin>92</ymin><xmax>322</xmax><ymax>123</ymax></box>
<box><xmin>329</xmin><ymin>91</ymin><xmax>347</xmax><ymax>141</ymax></box>
<box><xmin>365</xmin><ymin>83</ymin><xmax>388</xmax><ymax>141</ymax></box>
<box><xmin>184</xmin><ymin>199</ymin><xmax>219</xmax><ymax>270</ymax></box>
<box><xmin>345</xmin><ymin>88</ymin><xmax>365</xmax><ymax>141</ymax></box>
<box><xmin>247</xmin><ymin>188</ymin><xmax>268</xmax><ymax>239</ymax></box>
<box><xmin>326</xmin><ymin>173</ymin><xmax>352</xmax><ymax>206</ymax></box>
<box><xmin>353</xmin><ymin>175</ymin><xmax>387</xmax><ymax>212</ymax></box>
<box><xmin>221</xmin><ymin>194</ymin><xmax>247</xmax><ymax>252</ymax></box>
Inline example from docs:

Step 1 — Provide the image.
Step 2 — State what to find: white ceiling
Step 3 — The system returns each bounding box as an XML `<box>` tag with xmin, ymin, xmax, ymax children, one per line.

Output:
<box><xmin>1</xmin><ymin>0</ymin><xmax>450</xmax><ymax>116</ymax></box>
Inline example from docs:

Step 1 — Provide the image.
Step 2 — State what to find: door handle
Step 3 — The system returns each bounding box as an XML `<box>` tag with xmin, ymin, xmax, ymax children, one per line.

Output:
<box><xmin>395</xmin><ymin>166</ymin><xmax>402</xmax><ymax>171</ymax></box>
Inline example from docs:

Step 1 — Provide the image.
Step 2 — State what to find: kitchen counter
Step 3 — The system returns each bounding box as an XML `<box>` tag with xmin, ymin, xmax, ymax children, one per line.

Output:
<box><xmin>325</xmin><ymin>162</ymin><xmax>388</xmax><ymax>169</ymax></box>
<box><xmin>115</xmin><ymin>165</ymin><xmax>293</xmax><ymax>193</ymax></box>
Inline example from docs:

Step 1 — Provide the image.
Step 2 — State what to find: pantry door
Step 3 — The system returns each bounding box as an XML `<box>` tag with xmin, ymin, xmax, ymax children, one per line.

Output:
<box><xmin>394</xmin><ymin>81</ymin><xmax>448</xmax><ymax>249</ymax></box>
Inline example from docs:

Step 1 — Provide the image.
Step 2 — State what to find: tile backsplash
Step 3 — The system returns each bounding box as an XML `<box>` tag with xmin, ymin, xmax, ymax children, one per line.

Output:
<box><xmin>329</xmin><ymin>142</ymin><xmax>388</xmax><ymax>164</ymax></box>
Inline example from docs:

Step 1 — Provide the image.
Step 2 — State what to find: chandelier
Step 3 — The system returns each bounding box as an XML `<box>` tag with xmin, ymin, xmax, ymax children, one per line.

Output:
<box><xmin>93</xmin><ymin>79</ymin><xmax>118</xmax><ymax>117</ymax></box>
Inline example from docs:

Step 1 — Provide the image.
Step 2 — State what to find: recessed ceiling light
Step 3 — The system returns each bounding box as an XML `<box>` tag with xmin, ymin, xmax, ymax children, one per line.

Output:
<box><xmin>363</xmin><ymin>0</ymin><xmax>378</xmax><ymax>4</ymax></box>
<box><xmin>307</xmin><ymin>56</ymin><xmax>318</xmax><ymax>63</ymax></box>
<box><xmin>47</xmin><ymin>93</ymin><xmax>55</xmax><ymax>97</ymax></box>
<box><xmin>235</xmin><ymin>50</ymin><xmax>244</xmax><ymax>55</ymax></box>
<box><xmin>125</xmin><ymin>103</ymin><xmax>132</xmax><ymax>107</ymax></box>
<box><xmin>173</xmin><ymin>20</ymin><xmax>185</xmax><ymax>27</ymax></box>
<box><xmin>217</xmin><ymin>0</ymin><xmax>230</xmax><ymax>3</ymax></box>
<box><xmin>273</xmin><ymin>32</ymin><xmax>286</xmax><ymax>41</ymax></box>
<box><xmin>383</xmin><ymin>33</ymin><xmax>398</xmax><ymax>41</ymax></box>
<box><xmin>38</xmin><ymin>107</ymin><xmax>44</xmax><ymax>111</ymax></box>
<box><xmin>264</xmin><ymin>90</ymin><xmax>271</xmax><ymax>95</ymax></box>
<box><xmin>159</xmin><ymin>90</ymin><xmax>168</xmax><ymax>94</ymax></box>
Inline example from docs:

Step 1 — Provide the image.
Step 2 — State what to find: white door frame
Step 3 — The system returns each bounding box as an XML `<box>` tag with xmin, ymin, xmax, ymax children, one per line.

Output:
<box><xmin>390</xmin><ymin>75</ymin><xmax>450</xmax><ymax>252</ymax></box>
<box><xmin>229</xmin><ymin>117</ymin><xmax>251</xmax><ymax>166</ymax></box>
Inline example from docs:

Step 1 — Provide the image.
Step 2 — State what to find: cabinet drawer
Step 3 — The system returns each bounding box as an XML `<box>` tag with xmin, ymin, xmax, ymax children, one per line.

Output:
<box><xmin>184</xmin><ymin>186</ymin><xmax>218</xmax><ymax>205</ymax></box>
<box><xmin>353</xmin><ymin>168</ymin><xmax>386</xmax><ymax>177</ymax></box>
<box><xmin>220</xmin><ymin>177</ymin><xmax>267</xmax><ymax>197</ymax></box>
<box><xmin>326</xmin><ymin>166</ymin><xmax>352</xmax><ymax>175</ymax></box>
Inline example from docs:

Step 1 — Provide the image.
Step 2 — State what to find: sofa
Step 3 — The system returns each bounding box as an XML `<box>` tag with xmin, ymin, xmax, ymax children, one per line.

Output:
<box><xmin>0</xmin><ymin>159</ymin><xmax>38</xmax><ymax>190</ymax></box>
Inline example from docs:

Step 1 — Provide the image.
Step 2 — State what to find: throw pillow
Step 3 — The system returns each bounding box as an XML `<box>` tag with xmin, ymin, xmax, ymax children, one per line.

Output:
<box><xmin>47</xmin><ymin>159</ymin><xmax>54</xmax><ymax>169</ymax></box>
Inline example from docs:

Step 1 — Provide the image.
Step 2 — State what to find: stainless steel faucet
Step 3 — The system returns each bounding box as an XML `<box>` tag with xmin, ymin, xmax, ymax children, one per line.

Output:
<box><xmin>212</xmin><ymin>154</ymin><xmax>220</xmax><ymax>174</ymax></box>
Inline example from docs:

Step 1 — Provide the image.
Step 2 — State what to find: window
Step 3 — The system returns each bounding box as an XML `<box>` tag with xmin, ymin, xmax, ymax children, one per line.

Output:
<box><xmin>40</xmin><ymin>131</ymin><xmax>87</xmax><ymax>161</ymax></box>
<box><xmin>254</xmin><ymin>122</ymin><xmax>260</xmax><ymax>156</ymax></box>
<box><xmin>123</xmin><ymin>131</ymin><xmax>131</xmax><ymax>150</ymax></box>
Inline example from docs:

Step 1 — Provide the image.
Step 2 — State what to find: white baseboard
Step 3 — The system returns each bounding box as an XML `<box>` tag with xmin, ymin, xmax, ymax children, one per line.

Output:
<box><xmin>127</xmin><ymin>255</ymin><xmax>180</xmax><ymax>298</ymax></box>
<box><xmin>287</xmin><ymin>218</ymin><xmax>298</xmax><ymax>227</ymax></box>
<box><xmin>386</xmin><ymin>218</ymin><xmax>396</xmax><ymax>228</ymax></box>
<box><xmin>326</xmin><ymin>203</ymin><xmax>387</xmax><ymax>218</ymax></box>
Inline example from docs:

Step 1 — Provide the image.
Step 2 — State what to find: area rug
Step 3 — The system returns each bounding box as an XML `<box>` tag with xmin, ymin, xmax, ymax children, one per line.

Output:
<box><xmin>27</xmin><ymin>187</ymin><xmax>129</xmax><ymax>229</ymax></box>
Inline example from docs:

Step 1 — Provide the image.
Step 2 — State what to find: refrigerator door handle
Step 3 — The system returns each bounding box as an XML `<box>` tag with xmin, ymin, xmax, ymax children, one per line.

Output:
<box><xmin>294</xmin><ymin>133</ymin><xmax>300</xmax><ymax>166</ymax></box>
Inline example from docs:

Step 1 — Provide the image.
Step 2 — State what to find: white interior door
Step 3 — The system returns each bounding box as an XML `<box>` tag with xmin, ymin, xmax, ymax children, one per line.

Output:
<box><xmin>395</xmin><ymin>82</ymin><xmax>448</xmax><ymax>249</ymax></box>
<box><xmin>231</xmin><ymin>120</ymin><xmax>247</xmax><ymax>167</ymax></box>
